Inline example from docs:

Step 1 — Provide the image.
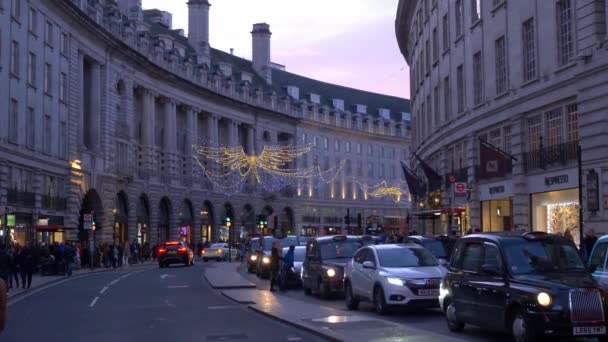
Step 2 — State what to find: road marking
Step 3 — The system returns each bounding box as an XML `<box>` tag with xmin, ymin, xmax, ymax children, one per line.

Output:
<box><xmin>109</xmin><ymin>278</ymin><xmax>121</xmax><ymax>285</ymax></box>
<box><xmin>160</xmin><ymin>274</ymin><xmax>176</xmax><ymax>279</ymax></box>
<box><xmin>89</xmin><ymin>296</ymin><xmax>99</xmax><ymax>307</ymax></box>
<box><xmin>167</xmin><ymin>285</ymin><xmax>189</xmax><ymax>289</ymax></box>
<box><xmin>100</xmin><ymin>286</ymin><xmax>109</xmax><ymax>294</ymax></box>
<box><xmin>121</xmin><ymin>273</ymin><xmax>132</xmax><ymax>279</ymax></box>
<box><xmin>287</xmin><ymin>337</ymin><xmax>303</xmax><ymax>342</ymax></box>
<box><xmin>207</xmin><ymin>305</ymin><xmax>241</xmax><ymax>310</ymax></box>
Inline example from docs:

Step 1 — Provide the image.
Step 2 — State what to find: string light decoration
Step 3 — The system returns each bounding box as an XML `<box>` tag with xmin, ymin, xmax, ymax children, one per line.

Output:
<box><xmin>193</xmin><ymin>144</ymin><xmax>345</xmax><ymax>195</ymax></box>
<box><xmin>355</xmin><ymin>180</ymin><xmax>410</xmax><ymax>204</ymax></box>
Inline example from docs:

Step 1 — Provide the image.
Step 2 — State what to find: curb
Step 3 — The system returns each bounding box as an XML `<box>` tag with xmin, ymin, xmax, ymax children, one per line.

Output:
<box><xmin>202</xmin><ymin>272</ymin><xmax>257</xmax><ymax>290</ymax></box>
<box><xmin>248</xmin><ymin>305</ymin><xmax>342</xmax><ymax>342</ymax></box>
<box><xmin>220</xmin><ymin>291</ymin><xmax>255</xmax><ymax>304</ymax></box>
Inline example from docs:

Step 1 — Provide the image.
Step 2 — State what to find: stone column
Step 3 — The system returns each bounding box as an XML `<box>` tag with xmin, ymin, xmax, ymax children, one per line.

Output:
<box><xmin>186</xmin><ymin>107</ymin><xmax>197</xmax><ymax>181</ymax></box>
<box><xmin>128</xmin><ymin>197</ymin><xmax>137</xmax><ymax>243</ymax></box>
<box><xmin>465</xmin><ymin>134</ymin><xmax>480</xmax><ymax>231</ymax></box>
<box><xmin>141</xmin><ymin>90</ymin><xmax>156</xmax><ymax>176</ymax></box>
<box><xmin>90</xmin><ymin>62</ymin><xmax>102</xmax><ymax>151</ymax></box>
<box><xmin>510</xmin><ymin>115</ymin><xmax>529</xmax><ymax>230</ymax></box>
<box><xmin>163</xmin><ymin>99</ymin><xmax>177</xmax><ymax>177</ymax></box>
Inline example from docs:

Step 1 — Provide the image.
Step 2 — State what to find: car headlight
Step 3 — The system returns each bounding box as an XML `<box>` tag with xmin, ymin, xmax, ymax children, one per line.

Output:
<box><xmin>387</xmin><ymin>277</ymin><xmax>405</xmax><ymax>286</ymax></box>
<box><xmin>250</xmin><ymin>255</ymin><xmax>258</xmax><ymax>261</ymax></box>
<box><xmin>537</xmin><ymin>292</ymin><xmax>552</xmax><ymax>307</ymax></box>
<box><xmin>262</xmin><ymin>256</ymin><xmax>270</xmax><ymax>264</ymax></box>
<box><xmin>326</xmin><ymin>268</ymin><xmax>336</xmax><ymax>277</ymax></box>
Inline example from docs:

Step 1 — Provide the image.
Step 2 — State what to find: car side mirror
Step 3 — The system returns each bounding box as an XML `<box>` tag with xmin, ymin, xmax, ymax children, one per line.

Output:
<box><xmin>362</xmin><ymin>261</ymin><xmax>376</xmax><ymax>269</ymax></box>
<box><xmin>481</xmin><ymin>264</ymin><xmax>503</xmax><ymax>276</ymax></box>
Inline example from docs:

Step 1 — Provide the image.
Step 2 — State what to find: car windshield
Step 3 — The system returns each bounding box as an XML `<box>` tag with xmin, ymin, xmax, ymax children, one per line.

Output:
<box><xmin>250</xmin><ymin>239</ymin><xmax>259</xmax><ymax>250</ymax></box>
<box><xmin>422</xmin><ymin>240</ymin><xmax>448</xmax><ymax>258</ymax></box>
<box><xmin>263</xmin><ymin>236</ymin><xmax>299</xmax><ymax>250</ymax></box>
<box><xmin>378</xmin><ymin>247</ymin><xmax>438</xmax><ymax>267</ymax></box>
<box><xmin>210</xmin><ymin>244</ymin><xmax>225</xmax><ymax>249</ymax></box>
<box><xmin>504</xmin><ymin>239</ymin><xmax>586</xmax><ymax>275</ymax></box>
<box><xmin>319</xmin><ymin>240</ymin><xmax>362</xmax><ymax>260</ymax></box>
<box><xmin>294</xmin><ymin>248</ymin><xmax>305</xmax><ymax>261</ymax></box>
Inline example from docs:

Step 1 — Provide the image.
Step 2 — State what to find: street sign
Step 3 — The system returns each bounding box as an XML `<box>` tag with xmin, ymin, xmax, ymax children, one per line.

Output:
<box><xmin>83</xmin><ymin>213</ymin><xmax>93</xmax><ymax>230</ymax></box>
<box><xmin>448</xmin><ymin>175</ymin><xmax>456</xmax><ymax>183</ymax></box>
<box><xmin>455</xmin><ymin>182</ymin><xmax>466</xmax><ymax>194</ymax></box>
<box><xmin>84</xmin><ymin>214</ymin><xmax>93</xmax><ymax>222</ymax></box>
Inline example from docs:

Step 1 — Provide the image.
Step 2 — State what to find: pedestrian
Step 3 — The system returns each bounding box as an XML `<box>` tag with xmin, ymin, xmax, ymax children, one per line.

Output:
<box><xmin>0</xmin><ymin>277</ymin><xmax>6</xmax><ymax>333</ymax></box>
<box><xmin>64</xmin><ymin>243</ymin><xmax>75</xmax><ymax>277</ymax></box>
<box><xmin>17</xmin><ymin>246</ymin><xmax>35</xmax><ymax>289</ymax></box>
<box><xmin>583</xmin><ymin>229</ymin><xmax>598</xmax><ymax>259</ymax></box>
<box><xmin>123</xmin><ymin>240</ymin><xmax>131</xmax><ymax>267</ymax></box>
<box><xmin>7</xmin><ymin>247</ymin><xmax>19</xmax><ymax>290</ymax></box>
<box><xmin>269</xmin><ymin>241</ymin><xmax>281</xmax><ymax>292</ymax></box>
<box><xmin>280</xmin><ymin>245</ymin><xmax>295</xmax><ymax>292</ymax></box>
<box><xmin>0</xmin><ymin>248</ymin><xmax>10</xmax><ymax>292</ymax></box>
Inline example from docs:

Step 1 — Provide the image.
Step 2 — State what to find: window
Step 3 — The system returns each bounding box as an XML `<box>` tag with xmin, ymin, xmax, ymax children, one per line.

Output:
<box><xmin>334</xmin><ymin>140</ymin><xmax>340</xmax><ymax>152</ymax></box>
<box><xmin>345</xmin><ymin>141</ymin><xmax>351</xmax><ymax>153</ymax></box>
<box><xmin>301</xmin><ymin>133</ymin><xmax>307</xmax><ymax>144</ymax></box>
<box><xmin>432</xmin><ymin>28</ymin><xmax>438</xmax><ymax>62</ymax></box>
<box><xmin>461</xmin><ymin>242</ymin><xmax>482</xmax><ymax>272</ymax></box>
<box><xmin>390</xmin><ymin>166</ymin><xmax>396</xmax><ymax>178</ymax></box>
<box><xmin>381</xmin><ymin>147</ymin><xmax>385</xmax><ymax>158</ymax></box>
<box><xmin>10</xmin><ymin>40</ymin><xmax>19</xmax><ymax>76</ymax></box>
<box><xmin>483</xmin><ymin>243</ymin><xmax>503</xmax><ymax>271</ymax></box>
<box><xmin>323</xmin><ymin>137</ymin><xmax>328</xmax><ymax>149</ymax></box>
<box><xmin>589</xmin><ymin>242</ymin><xmax>608</xmax><ymax>271</ymax></box>
<box><xmin>556</xmin><ymin>0</ymin><xmax>574</xmax><ymax>66</ymax></box>
<box><xmin>495</xmin><ymin>36</ymin><xmax>508</xmax><ymax>94</ymax></box>
<box><xmin>44</xmin><ymin>63</ymin><xmax>51</xmax><ymax>94</ymax></box>
<box><xmin>60</xmin><ymin>32</ymin><xmax>69</xmax><ymax>55</ymax></box>
<box><xmin>527</xmin><ymin>115</ymin><xmax>542</xmax><ymax>150</ymax></box>
<box><xmin>357</xmin><ymin>161</ymin><xmax>363</xmax><ymax>177</ymax></box>
<box><xmin>443</xmin><ymin>76</ymin><xmax>451</xmax><ymax>121</ymax></box>
<box><xmin>457</xmin><ymin>64</ymin><xmax>464</xmax><ymax>113</ymax></box>
<box><xmin>368</xmin><ymin>162</ymin><xmax>373</xmax><ymax>178</ymax></box>
<box><xmin>345</xmin><ymin>160</ymin><xmax>352</xmax><ymax>176</ymax></box>
<box><xmin>455</xmin><ymin>0</ymin><xmax>464</xmax><ymax>38</ymax></box>
<box><xmin>566</xmin><ymin>104</ymin><xmax>578</xmax><ymax>142</ymax></box>
<box><xmin>503</xmin><ymin>126</ymin><xmax>512</xmax><ymax>154</ymax></box>
<box><xmin>26</xmin><ymin>107</ymin><xmax>35</xmax><ymax>149</ymax></box>
<box><xmin>425</xmin><ymin>40</ymin><xmax>430</xmax><ymax>73</ymax></box>
<box><xmin>11</xmin><ymin>0</ymin><xmax>20</xmax><ymax>19</ymax></box>
<box><xmin>27</xmin><ymin>52</ymin><xmax>36</xmax><ymax>85</ymax></box>
<box><xmin>60</xmin><ymin>72</ymin><xmax>67</xmax><ymax>102</ymax></box>
<box><xmin>522</xmin><ymin>18</ymin><xmax>537</xmax><ymax>81</ymax></box>
<box><xmin>45</xmin><ymin>20</ymin><xmax>53</xmax><ymax>46</ymax></box>
<box><xmin>44</xmin><ymin>115</ymin><xmax>52</xmax><ymax>154</ymax></box>
<box><xmin>379</xmin><ymin>164</ymin><xmax>385</xmax><ymax>178</ymax></box>
<box><xmin>356</xmin><ymin>143</ymin><xmax>361</xmax><ymax>154</ymax></box>
<box><xmin>471</xmin><ymin>0</ymin><xmax>481</xmax><ymax>23</ymax></box>
<box><xmin>434</xmin><ymin>86</ymin><xmax>440</xmax><ymax>124</ymax></box>
<box><xmin>9</xmin><ymin>99</ymin><xmax>18</xmax><ymax>143</ymax></box>
<box><xmin>368</xmin><ymin>145</ymin><xmax>373</xmax><ymax>156</ymax></box>
<box><xmin>490</xmin><ymin>128</ymin><xmax>502</xmax><ymax>148</ymax></box>
<box><xmin>28</xmin><ymin>7</ymin><xmax>37</xmax><ymax>33</ymax></box>
<box><xmin>427</xmin><ymin>94</ymin><xmax>432</xmax><ymax>132</ymax></box>
<box><xmin>58</xmin><ymin>122</ymin><xmax>68</xmax><ymax>158</ymax></box>
<box><xmin>313</xmin><ymin>136</ymin><xmax>319</xmax><ymax>148</ymax></box>
<box><xmin>473</xmin><ymin>52</ymin><xmax>483</xmax><ymax>105</ymax></box>
<box><xmin>545</xmin><ymin>108</ymin><xmax>563</xmax><ymax>147</ymax></box>
<box><xmin>442</xmin><ymin>14</ymin><xmax>449</xmax><ymax>50</ymax></box>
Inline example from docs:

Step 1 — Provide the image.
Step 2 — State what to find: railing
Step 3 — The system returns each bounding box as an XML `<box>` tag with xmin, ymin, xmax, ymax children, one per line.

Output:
<box><xmin>524</xmin><ymin>141</ymin><xmax>578</xmax><ymax>172</ymax></box>
<box><xmin>41</xmin><ymin>195</ymin><xmax>67</xmax><ymax>211</ymax></box>
<box><xmin>7</xmin><ymin>189</ymin><xmax>36</xmax><ymax>207</ymax></box>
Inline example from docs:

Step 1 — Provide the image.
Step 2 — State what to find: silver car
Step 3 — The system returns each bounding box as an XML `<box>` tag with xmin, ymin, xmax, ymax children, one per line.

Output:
<box><xmin>282</xmin><ymin>246</ymin><xmax>306</xmax><ymax>280</ymax></box>
<box><xmin>344</xmin><ymin>244</ymin><xmax>447</xmax><ymax>314</ymax></box>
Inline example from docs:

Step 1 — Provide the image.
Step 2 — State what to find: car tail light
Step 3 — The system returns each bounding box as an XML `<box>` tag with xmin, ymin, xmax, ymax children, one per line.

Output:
<box><xmin>178</xmin><ymin>247</ymin><xmax>187</xmax><ymax>253</ymax></box>
<box><xmin>202</xmin><ymin>249</ymin><xmax>206</xmax><ymax>254</ymax></box>
<box><xmin>158</xmin><ymin>248</ymin><xmax>166</xmax><ymax>254</ymax></box>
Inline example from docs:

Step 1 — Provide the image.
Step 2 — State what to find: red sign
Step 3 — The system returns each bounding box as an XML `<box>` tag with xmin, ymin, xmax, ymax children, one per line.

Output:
<box><xmin>455</xmin><ymin>182</ymin><xmax>466</xmax><ymax>194</ymax></box>
<box><xmin>448</xmin><ymin>175</ymin><xmax>456</xmax><ymax>183</ymax></box>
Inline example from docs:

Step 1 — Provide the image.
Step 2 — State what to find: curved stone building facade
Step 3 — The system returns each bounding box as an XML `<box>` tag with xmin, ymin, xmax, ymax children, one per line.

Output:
<box><xmin>0</xmin><ymin>0</ymin><xmax>411</xmax><ymax>246</ymax></box>
<box><xmin>396</xmin><ymin>0</ymin><xmax>608</xmax><ymax>239</ymax></box>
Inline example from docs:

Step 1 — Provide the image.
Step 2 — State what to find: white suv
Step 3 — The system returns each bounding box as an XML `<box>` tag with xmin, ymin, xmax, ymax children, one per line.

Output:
<box><xmin>344</xmin><ymin>244</ymin><xmax>447</xmax><ymax>314</ymax></box>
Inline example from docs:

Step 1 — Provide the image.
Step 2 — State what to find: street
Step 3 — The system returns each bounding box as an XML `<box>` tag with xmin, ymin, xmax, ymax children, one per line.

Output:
<box><xmin>3</xmin><ymin>263</ymin><xmax>324</xmax><ymax>342</ymax></box>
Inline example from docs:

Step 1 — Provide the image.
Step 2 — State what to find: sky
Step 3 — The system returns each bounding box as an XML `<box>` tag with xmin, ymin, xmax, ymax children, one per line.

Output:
<box><xmin>142</xmin><ymin>0</ymin><xmax>410</xmax><ymax>99</ymax></box>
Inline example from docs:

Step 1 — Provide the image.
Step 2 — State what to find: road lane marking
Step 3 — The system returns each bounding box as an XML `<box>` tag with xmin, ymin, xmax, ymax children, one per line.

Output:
<box><xmin>207</xmin><ymin>305</ymin><xmax>241</xmax><ymax>310</ymax></box>
<box><xmin>167</xmin><ymin>285</ymin><xmax>189</xmax><ymax>289</ymax></box>
<box><xmin>109</xmin><ymin>278</ymin><xmax>121</xmax><ymax>285</ymax></box>
<box><xmin>100</xmin><ymin>286</ymin><xmax>109</xmax><ymax>294</ymax></box>
<box><xmin>89</xmin><ymin>296</ymin><xmax>99</xmax><ymax>307</ymax></box>
<box><xmin>121</xmin><ymin>273</ymin><xmax>132</xmax><ymax>279</ymax></box>
<box><xmin>160</xmin><ymin>274</ymin><xmax>176</xmax><ymax>279</ymax></box>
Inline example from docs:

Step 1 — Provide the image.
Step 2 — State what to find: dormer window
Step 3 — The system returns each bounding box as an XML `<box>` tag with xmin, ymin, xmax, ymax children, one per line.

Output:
<box><xmin>241</xmin><ymin>72</ymin><xmax>253</xmax><ymax>83</ymax></box>
<box><xmin>332</xmin><ymin>99</ymin><xmax>344</xmax><ymax>111</ymax></box>
<box><xmin>309</xmin><ymin>93</ymin><xmax>321</xmax><ymax>104</ymax></box>
<box><xmin>356</xmin><ymin>104</ymin><xmax>367</xmax><ymax>114</ymax></box>
<box><xmin>287</xmin><ymin>86</ymin><xmax>300</xmax><ymax>100</ymax></box>
<box><xmin>378</xmin><ymin>108</ymin><xmax>391</xmax><ymax>120</ymax></box>
<box><xmin>218</xmin><ymin>63</ymin><xmax>233</xmax><ymax>77</ymax></box>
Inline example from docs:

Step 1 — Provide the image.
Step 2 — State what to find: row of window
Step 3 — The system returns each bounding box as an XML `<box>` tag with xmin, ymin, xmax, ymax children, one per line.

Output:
<box><xmin>7</xmin><ymin>164</ymin><xmax>65</xmax><ymax>197</ymax></box>
<box><xmin>304</xmin><ymin>110</ymin><xmax>404</xmax><ymax>137</ymax></box>
<box><xmin>304</xmin><ymin>133</ymin><xmax>405</xmax><ymax>159</ymax></box>
<box><xmin>8</xmin><ymin>98</ymin><xmax>67</xmax><ymax>158</ymax></box>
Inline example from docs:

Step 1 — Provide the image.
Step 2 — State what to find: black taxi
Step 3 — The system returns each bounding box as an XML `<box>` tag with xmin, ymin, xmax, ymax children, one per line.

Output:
<box><xmin>440</xmin><ymin>231</ymin><xmax>608</xmax><ymax>342</ymax></box>
<box><xmin>302</xmin><ymin>235</ymin><xmax>364</xmax><ymax>299</ymax></box>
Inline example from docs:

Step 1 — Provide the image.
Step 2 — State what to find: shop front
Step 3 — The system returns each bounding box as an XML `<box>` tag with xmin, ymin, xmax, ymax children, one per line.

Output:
<box><xmin>529</xmin><ymin>169</ymin><xmax>580</xmax><ymax>242</ymax></box>
<box><xmin>301</xmin><ymin>226</ymin><xmax>319</xmax><ymax>236</ymax></box>
<box><xmin>35</xmin><ymin>216</ymin><xmax>65</xmax><ymax>245</ymax></box>
<box><xmin>6</xmin><ymin>212</ymin><xmax>33</xmax><ymax>246</ymax></box>
<box><xmin>479</xmin><ymin>180</ymin><xmax>514</xmax><ymax>232</ymax></box>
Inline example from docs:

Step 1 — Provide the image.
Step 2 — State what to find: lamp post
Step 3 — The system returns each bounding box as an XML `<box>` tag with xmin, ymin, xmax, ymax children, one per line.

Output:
<box><xmin>226</xmin><ymin>217</ymin><xmax>232</xmax><ymax>262</ymax></box>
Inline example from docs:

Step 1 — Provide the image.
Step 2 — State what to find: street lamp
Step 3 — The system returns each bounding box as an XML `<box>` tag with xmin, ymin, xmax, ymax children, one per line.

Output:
<box><xmin>226</xmin><ymin>217</ymin><xmax>232</xmax><ymax>262</ymax></box>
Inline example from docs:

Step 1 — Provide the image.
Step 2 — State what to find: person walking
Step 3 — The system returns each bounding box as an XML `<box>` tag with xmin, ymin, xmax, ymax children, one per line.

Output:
<box><xmin>7</xmin><ymin>247</ymin><xmax>19</xmax><ymax>290</ymax></box>
<box><xmin>123</xmin><ymin>240</ymin><xmax>131</xmax><ymax>267</ymax></box>
<box><xmin>269</xmin><ymin>241</ymin><xmax>281</xmax><ymax>292</ymax></box>
<box><xmin>17</xmin><ymin>246</ymin><xmax>35</xmax><ymax>289</ymax></box>
<box><xmin>0</xmin><ymin>249</ymin><xmax>10</xmax><ymax>292</ymax></box>
<box><xmin>64</xmin><ymin>243</ymin><xmax>75</xmax><ymax>277</ymax></box>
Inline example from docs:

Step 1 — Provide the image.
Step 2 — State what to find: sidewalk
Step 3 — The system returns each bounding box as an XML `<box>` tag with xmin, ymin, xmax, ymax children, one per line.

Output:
<box><xmin>7</xmin><ymin>261</ymin><xmax>155</xmax><ymax>300</ymax></box>
<box><xmin>205</xmin><ymin>262</ymin><xmax>468</xmax><ymax>342</ymax></box>
<box><xmin>203</xmin><ymin>262</ymin><xmax>256</xmax><ymax>289</ymax></box>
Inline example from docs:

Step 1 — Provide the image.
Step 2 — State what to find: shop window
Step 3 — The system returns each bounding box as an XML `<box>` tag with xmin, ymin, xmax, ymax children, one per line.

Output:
<box><xmin>531</xmin><ymin>188</ymin><xmax>580</xmax><ymax>243</ymax></box>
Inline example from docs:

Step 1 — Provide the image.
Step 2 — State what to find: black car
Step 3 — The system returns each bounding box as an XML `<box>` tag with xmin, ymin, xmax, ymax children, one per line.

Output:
<box><xmin>246</xmin><ymin>237</ymin><xmax>260</xmax><ymax>273</ymax></box>
<box><xmin>255</xmin><ymin>236</ymin><xmax>300</xmax><ymax>278</ymax></box>
<box><xmin>406</xmin><ymin>235</ymin><xmax>451</xmax><ymax>265</ymax></box>
<box><xmin>158</xmin><ymin>241</ymin><xmax>195</xmax><ymax>268</ymax></box>
<box><xmin>302</xmin><ymin>235</ymin><xmax>364</xmax><ymax>299</ymax></box>
<box><xmin>440</xmin><ymin>231</ymin><xmax>608</xmax><ymax>342</ymax></box>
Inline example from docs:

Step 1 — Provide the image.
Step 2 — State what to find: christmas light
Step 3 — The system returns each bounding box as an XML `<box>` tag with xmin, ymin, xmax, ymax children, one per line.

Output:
<box><xmin>355</xmin><ymin>180</ymin><xmax>410</xmax><ymax>204</ymax></box>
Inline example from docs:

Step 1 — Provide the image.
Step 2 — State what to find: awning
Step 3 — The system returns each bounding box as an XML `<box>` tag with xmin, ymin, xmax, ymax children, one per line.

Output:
<box><xmin>35</xmin><ymin>225</ymin><xmax>63</xmax><ymax>231</ymax></box>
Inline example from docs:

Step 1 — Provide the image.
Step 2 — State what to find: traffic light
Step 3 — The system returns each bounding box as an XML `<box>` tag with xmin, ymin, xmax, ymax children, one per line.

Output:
<box><xmin>225</xmin><ymin>217</ymin><xmax>232</xmax><ymax>227</ymax></box>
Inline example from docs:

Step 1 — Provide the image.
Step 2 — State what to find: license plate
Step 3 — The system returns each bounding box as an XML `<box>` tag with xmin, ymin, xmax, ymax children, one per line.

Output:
<box><xmin>418</xmin><ymin>289</ymin><xmax>439</xmax><ymax>296</ymax></box>
<box><xmin>573</xmin><ymin>326</ymin><xmax>606</xmax><ymax>336</ymax></box>
<box><xmin>168</xmin><ymin>251</ymin><xmax>177</xmax><ymax>255</ymax></box>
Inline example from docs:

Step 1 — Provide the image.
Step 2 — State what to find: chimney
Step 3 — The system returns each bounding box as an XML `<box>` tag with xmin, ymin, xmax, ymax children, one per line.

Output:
<box><xmin>251</xmin><ymin>23</ymin><xmax>272</xmax><ymax>84</ymax></box>
<box><xmin>188</xmin><ymin>0</ymin><xmax>211</xmax><ymax>64</ymax></box>
<box><xmin>118</xmin><ymin>0</ymin><xmax>142</xmax><ymax>21</ymax></box>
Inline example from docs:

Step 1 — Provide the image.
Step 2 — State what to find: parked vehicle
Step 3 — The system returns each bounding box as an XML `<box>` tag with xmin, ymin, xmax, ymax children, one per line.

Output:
<box><xmin>405</xmin><ymin>236</ymin><xmax>450</xmax><ymax>265</ymax></box>
<box><xmin>278</xmin><ymin>246</ymin><xmax>306</xmax><ymax>288</ymax></box>
<box><xmin>588</xmin><ymin>234</ymin><xmax>608</xmax><ymax>290</ymax></box>
<box><xmin>246</xmin><ymin>237</ymin><xmax>260</xmax><ymax>273</ymax></box>
<box><xmin>344</xmin><ymin>243</ymin><xmax>446</xmax><ymax>314</ymax></box>
<box><xmin>440</xmin><ymin>231</ymin><xmax>608</xmax><ymax>342</ymax></box>
<box><xmin>201</xmin><ymin>243</ymin><xmax>236</xmax><ymax>262</ymax></box>
<box><xmin>158</xmin><ymin>241</ymin><xmax>194</xmax><ymax>267</ymax></box>
<box><xmin>302</xmin><ymin>235</ymin><xmax>364</xmax><ymax>299</ymax></box>
<box><xmin>255</xmin><ymin>236</ymin><xmax>300</xmax><ymax>278</ymax></box>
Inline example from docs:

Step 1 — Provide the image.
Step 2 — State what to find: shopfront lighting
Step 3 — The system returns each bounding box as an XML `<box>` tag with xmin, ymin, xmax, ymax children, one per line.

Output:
<box><xmin>112</xmin><ymin>208</ymin><xmax>117</xmax><ymax>214</ymax></box>
<box><xmin>434</xmin><ymin>197</ymin><xmax>440</xmax><ymax>203</ymax></box>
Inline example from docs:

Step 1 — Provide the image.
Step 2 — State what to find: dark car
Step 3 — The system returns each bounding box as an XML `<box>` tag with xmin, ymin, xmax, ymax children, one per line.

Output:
<box><xmin>255</xmin><ymin>236</ymin><xmax>300</xmax><ymax>278</ymax></box>
<box><xmin>158</xmin><ymin>241</ymin><xmax>194</xmax><ymax>268</ymax></box>
<box><xmin>406</xmin><ymin>235</ymin><xmax>451</xmax><ymax>265</ymax></box>
<box><xmin>246</xmin><ymin>237</ymin><xmax>260</xmax><ymax>273</ymax></box>
<box><xmin>302</xmin><ymin>235</ymin><xmax>364</xmax><ymax>299</ymax></box>
<box><xmin>440</xmin><ymin>231</ymin><xmax>608</xmax><ymax>342</ymax></box>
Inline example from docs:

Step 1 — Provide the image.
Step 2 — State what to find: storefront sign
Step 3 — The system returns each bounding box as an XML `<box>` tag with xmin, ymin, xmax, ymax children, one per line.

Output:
<box><xmin>489</xmin><ymin>185</ymin><xmax>505</xmax><ymax>195</ymax></box>
<box><xmin>6</xmin><ymin>215</ymin><xmax>15</xmax><ymax>227</ymax></box>
<box><xmin>545</xmin><ymin>175</ymin><xmax>569</xmax><ymax>186</ymax></box>
<box><xmin>587</xmin><ymin>170</ymin><xmax>599</xmax><ymax>212</ymax></box>
<box><xmin>479</xmin><ymin>181</ymin><xmax>513</xmax><ymax>201</ymax></box>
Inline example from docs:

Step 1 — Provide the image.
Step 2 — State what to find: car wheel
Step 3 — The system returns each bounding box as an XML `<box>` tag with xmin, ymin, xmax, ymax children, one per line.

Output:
<box><xmin>511</xmin><ymin>309</ymin><xmax>535</xmax><ymax>342</ymax></box>
<box><xmin>345</xmin><ymin>282</ymin><xmax>359</xmax><ymax>310</ymax></box>
<box><xmin>318</xmin><ymin>278</ymin><xmax>330</xmax><ymax>299</ymax></box>
<box><xmin>373</xmin><ymin>286</ymin><xmax>388</xmax><ymax>315</ymax></box>
<box><xmin>445</xmin><ymin>300</ymin><xmax>465</xmax><ymax>332</ymax></box>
